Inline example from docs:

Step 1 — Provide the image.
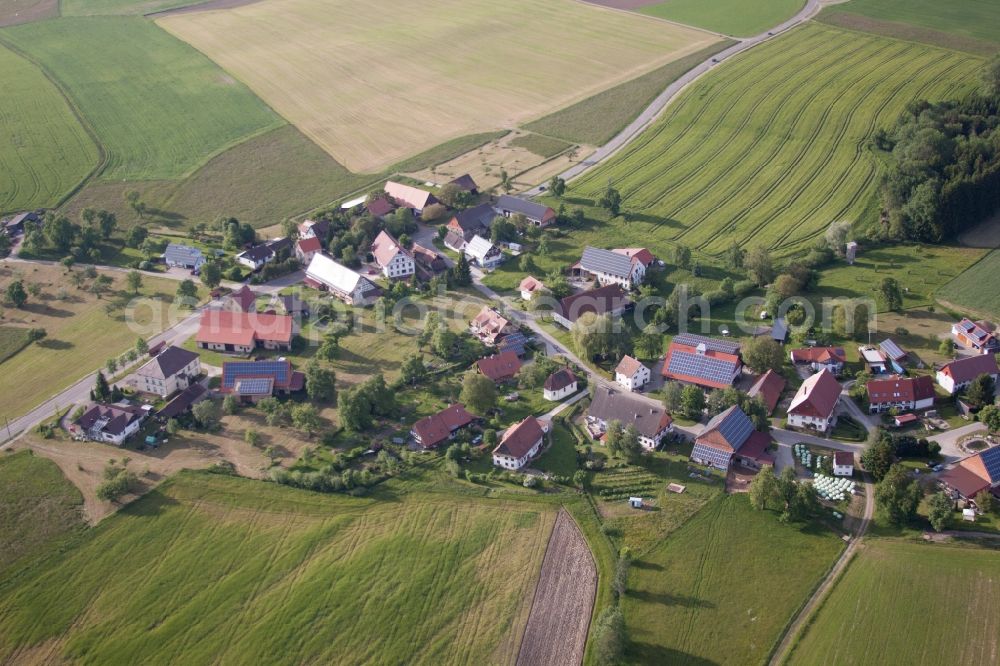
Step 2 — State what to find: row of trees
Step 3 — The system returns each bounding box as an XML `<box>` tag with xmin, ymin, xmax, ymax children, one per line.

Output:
<box><xmin>748</xmin><ymin>466</ymin><xmax>820</xmax><ymax>523</ymax></box>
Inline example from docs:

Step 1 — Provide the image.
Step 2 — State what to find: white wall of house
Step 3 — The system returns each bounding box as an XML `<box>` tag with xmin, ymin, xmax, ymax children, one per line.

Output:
<box><xmin>543</xmin><ymin>382</ymin><xmax>577</xmax><ymax>401</ymax></box>
<box><xmin>787</xmin><ymin>412</ymin><xmax>837</xmax><ymax>432</ymax></box>
<box><xmin>137</xmin><ymin>358</ymin><xmax>201</xmax><ymax>397</ymax></box>
<box><xmin>382</xmin><ymin>253</ymin><xmax>415</xmax><ymax>279</ymax></box>
<box><xmin>492</xmin><ymin>438</ymin><xmax>542</xmax><ymax>470</ymax></box>
<box><xmin>868</xmin><ymin>396</ymin><xmax>935</xmax><ymax>414</ymax></box>
<box><xmin>615</xmin><ymin>366</ymin><xmax>650</xmax><ymax>392</ymax></box>
<box><xmin>833</xmin><ymin>462</ymin><xmax>853</xmax><ymax>477</ymax></box>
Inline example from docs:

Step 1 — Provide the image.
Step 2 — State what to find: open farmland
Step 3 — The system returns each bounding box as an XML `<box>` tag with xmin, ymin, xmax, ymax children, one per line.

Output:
<box><xmin>0</xmin><ymin>17</ymin><xmax>282</xmax><ymax>182</ymax></box>
<box><xmin>157</xmin><ymin>0</ymin><xmax>720</xmax><ymax>173</ymax></box>
<box><xmin>822</xmin><ymin>0</ymin><xmax>1000</xmax><ymax>47</ymax></box>
<box><xmin>61</xmin><ymin>0</ymin><xmax>210</xmax><ymax>15</ymax></box>
<box><xmin>0</xmin><ymin>43</ymin><xmax>98</xmax><ymax>213</ymax></box>
<box><xmin>788</xmin><ymin>540</ymin><xmax>1000</xmax><ymax>665</ymax></box>
<box><xmin>637</xmin><ymin>0</ymin><xmax>804</xmax><ymax>37</ymax></box>
<box><xmin>623</xmin><ymin>494</ymin><xmax>843</xmax><ymax>665</ymax></box>
<box><xmin>0</xmin><ymin>472</ymin><xmax>555</xmax><ymax>665</ymax></box>
<box><xmin>937</xmin><ymin>248</ymin><xmax>1000</xmax><ymax>320</ymax></box>
<box><xmin>564</xmin><ymin>23</ymin><xmax>983</xmax><ymax>258</ymax></box>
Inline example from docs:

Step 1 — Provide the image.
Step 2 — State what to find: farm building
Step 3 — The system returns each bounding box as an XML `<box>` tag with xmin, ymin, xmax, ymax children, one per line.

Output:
<box><xmin>951</xmin><ymin>318</ymin><xmax>999</xmax><ymax>355</ymax></box>
<box><xmin>371</xmin><ymin>230</ymin><xmax>415</xmax><ymax>279</ymax></box>
<box><xmin>879</xmin><ymin>338</ymin><xmax>908</xmax><ymax>363</ymax></box>
<box><xmin>789</xmin><ymin>346</ymin><xmax>847</xmax><ymax>374</ymax></box>
<box><xmin>936</xmin><ymin>354</ymin><xmax>999</xmax><ymax>395</ymax></box>
<box><xmin>304</xmin><ymin>253</ymin><xmax>380</xmax><ymax>306</ymax></box>
<box><xmin>446</xmin><ymin>203</ymin><xmax>494</xmax><ymax>243</ymax></box>
<box><xmin>787</xmin><ymin>369</ymin><xmax>841</xmax><ymax>432</ymax></box>
<box><xmin>587</xmin><ymin>386</ymin><xmax>672</xmax><ymax>450</ymax></box>
<box><xmin>219</xmin><ymin>359</ymin><xmax>304</xmax><ymax>402</ymax></box>
<box><xmin>494</xmin><ymin>195</ymin><xmax>556</xmax><ymax>227</ymax></box>
<box><xmin>447</xmin><ymin>173</ymin><xmax>479</xmax><ymax>195</ymax></box>
<box><xmin>195</xmin><ymin>310</ymin><xmax>295</xmax><ymax>353</ymax></box>
<box><xmin>163</xmin><ymin>243</ymin><xmax>205</xmax><ymax>270</ymax></box>
<box><xmin>833</xmin><ymin>451</ymin><xmax>854</xmax><ymax>477</ymax></box>
<box><xmin>496</xmin><ymin>332</ymin><xmax>528</xmax><ymax>357</ymax></box>
<box><xmin>865</xmin><ymin>375</ymin><xmax>935</xmax><ymax>413</ymax></box>
<box><xmin>859</xmin><ymin>346</ymin><xmax>889</xmax><ymax>374</ymax></box>
<box><xmin>747</xmin><ymin>369</ymin><xmax>786</xmax><ymax>415</ymax></box>
<box><xmin>769</xmin><ymin>317</ymin><xmax>788</xmax><ymax>343</ymax></box>
<box><xmin>134</xmin><ymin>346</ymin><xmax>201</xmax><ymax>397</ymax></box>
<box><xmin>615</xmin><ymin>355</ymin><xmax>650</xmax><ymax>392</ymax></box>
<box><xmin>70</xmin><ymin>403</ymin><xmax>146</xmax><ymax>446</ymax></box>
<box><xmin>552</xmin><ymin>284</ymin><xmax>630</xmax><ymax>329</ymax></box>
<box><xmin>689</xmin><ymin>405</ymin><xmax>773</xmax><ymax>471</ymax></box>
<box><xmin>518</xmin><ymin>276</ymin><xmax>545</xmax><ymax>301</ymax></box>
<box><xmin>492</xmin><ymin>416</ymin><xmax>547</xmax><ymax>470</ymax></box>
<box><xmin>464</xmin><ymin>235</ymin><xmax>502</xmax><ymax>269</ymax></box>
<box><xmin>156</xmin><ymin>383</ymin><xmax>208</xmax><ymax>420</ymax></box>
<box><xmin>295</xmin><ymin>236</ymin><xmax>322</xmax><ymax>265</ymax></box>
<box><xmin>940</xmin><ymin>447</ymin><xmax>1000</xmax><ymax>504</ymax></box>
<box><xmin>411</xmin><ymin>243</ymin><xmax>447</xmax><ymax>274</ymax></box>
<box><xmin>1</xmin><ymin>211</ymin><xmax>40</xmax><ymax>236</ymax></box>
<box><xmin>543</xmin><ymin>368</ymin><xmax>577</xmax><ymax>401</ymax></box>
<box><xmin>366</xmin><ymin>196</ymin><xmax>397</xmax><ymax>219</ymax></box>
<box><xmin>575</xmin><ymin>246</ymin><xmax>646</xmax><ymax>289</ymax></box>
<box><xmin>297</xmin><ymin>219</ymin><xmax>330</xmax><ymax>243</ymax></box>
<box><xmin>469</xmin><ymin>306</ymin><xmax>514</xmax><ymax>346</ymax></box>
<box><xmin>410</xmin><ymin>403</ymin><xmax>477</xmax><ymax>449</ymax></box>
<box><xmin>477</xmin><ymin>351</ymin><xmax>522</xmax><ymax>383</ymax></box>
<box><xmin>661</xmin><ymin>333</ymin><xmax>742</xmax><ymax>391</ymax></box>
<box><xmin>384</xmin><ymin>181</ymin><xmax>438</xmax><ymax>214</ymax></box>
<box><xmin>224</xmin><ymin>285</ymin><xmax>258</xmax><ymax>314</ymax></box>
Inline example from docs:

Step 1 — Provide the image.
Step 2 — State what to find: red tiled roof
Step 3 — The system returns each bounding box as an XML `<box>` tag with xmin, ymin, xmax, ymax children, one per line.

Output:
<box><xmin>297</xmin><ymin>236</ymin><xmax>322</xmax><ymax>255</ymax></box>
<box><xmin>384</xmin><ymin>181</ymin><xmax>436</xmax><ymax>210</ymax></box>
<box><xmin>866</xmin><ymin>374</ymin><xmax>935</xmax><ymax>406</ymax></box>
<box><xmin>196</xmin><ymin>310</ymin><xmax>293</xmax><ymax>347</ymax></box>
<box><xmin>894</xmin><ymin>413</ymin><xmax>919</xmax><ymax>424</ymax></box>
<box><xmin>367</xmin><ymin>197</ymin><xmax>397</xmax><ymax>217</ymax></box>
<box><xmin>790</xmin><ymin>347</ymin><xmax>846</xmax><ymax>364</ymax></box>
<box><xmin>940</xmin><ymin>354</ymin><xmax>999</xmax><ymax>384</ymax></box>
<box><xmin>940</xmin><ymin>464</ymin><xmax>991</xmax><ymax>498</ymax></box>
<box><xmin>470</xmin><ymin>306</ymin><xmax>511</xmax><ymax>345</ymax></box>
<box><xmin>737</xmin><ymin>430</ymin><xmax>774</xmax><ymax>465</ymax></box>
<box><xmin>612</xmin><ymin>247</ymin><xmax>654</xmax><ymax>267</ymax></box>
<box><xmin>615</xmin><ymin>355</ymin><xmax>645</xmax><ymax>378</ymax></box>
<box><xmin>834</xmin><ymin>451</ymin><xmax>854</xmax><ymax>466</ymax></box>
<box><xmin>557</xmin><ymin>284</ymin><xmax>629</xmax><ymax>324</ymax></box>
<box><xmin>371</xmin><ymin>230</ymin><xmax>409</xmax><ymax>267</ymax></box>
<box><xmin>412</xmin><ymin>403</ymin><xmax>476</xmax><ymax>448</ymax></box>
<box><xmin>544</xmin><ymin>368</ymin><xmax>576</xmax><ymax>392</ymax></box>
<box><xmin>788</xmin><ymin>369</ymin><xmax>841</xmax><ymax>419</ymax></box>
<box><xmin>477</xmin><ymin>351</ymin><xmax>522</xmax><ymax>382</ymax></box>
<box><xmin>519</xmin><ymin>276</ymin><xmax>544</xmax><ymax>293</ymax></box>
<box><xmin>747</xmin><ymin>369</ymin><xmax>786</xmax><ymax>415</ymax></box>
<box><xmin>494</xmin><ymin>417</ymin><xmax>544</xmax><ymax>459</ymax></box>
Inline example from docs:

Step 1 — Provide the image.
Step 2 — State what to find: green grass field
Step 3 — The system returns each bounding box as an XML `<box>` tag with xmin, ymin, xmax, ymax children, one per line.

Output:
<box><xmin>0</xmin><ymin>472</ymin><xmax>554</xmax><ymax>664</ymax></box>
<box><xmin>61</xmin><ymin>0</ymin><xmax>208</xmax><ymax>15</ymax></box>
<box><xmin>823</xmin><ymin>0</ymin><xmax>1000</xmax><ymax>45</ymax></box>
<box><xmin>0</xmin><ymin>326</ymin><xmax>32</xmax><ymax>364</ymax></box>
<box><xmin>937</xmin><ymin>248</ymin><xmax>1000</xmax><ymax>319</ymax></box>
<box><xmin>561</xmin><ymin>23</ymin><xmax>983</xmax><ymax>258</ymax></box>
<box><xmin>508</xmin><ymin>133</ymin><xmax>572</xmax><ymax>159</ymax></box>
<box><xmin>788</xmin><ymin>540</ymin><xmax>1000</xmax><ymax>665</ymax></box>
<box><xmin>0</xmin><ymin>42</ymin><xmax>98</xmax><ymax>213</ymax></box>
<box><xmin>639</xmin><ymin>0</ymin><xmax>804</xmax><ymax>37</ymax></box>
<box><xmin>0</xmin><ymin>450</ymin><xmax>83</xmax><ymax>573</ymax></box>
<box><xmin>1</xmin><ymin>17</ymin><xmax>282</xmax><ymax>182</ymax></box>
<box><xmin>523</xmin><ymin>40</ymin><xmax>733</xmax><ymax>146</ymax></box>
<box><xmin>623</xmin><ymin>494</ymin><xmax>843</xmax><ymax>665</ymax></box>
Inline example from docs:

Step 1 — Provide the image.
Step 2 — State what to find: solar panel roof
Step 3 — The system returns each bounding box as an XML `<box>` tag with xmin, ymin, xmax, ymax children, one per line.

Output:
<box><xmin>667</xmin><ymin>350</ymin><xmax>739</xmax><ymax>385</ymax></box>
<box><xmin>223</xmin><ymin>360</ymin><xmax>290</xmax><ymax>388</ymax></box>
<box><xmin>691</xmin><ymin>443</ymin><xmax>733</xmax><ymax>470</ymax></box>
<box><xmin>673</xmin><ymin>333</ymin><xmax>740</xmax><ymax>355</ymax></box>
<box><xmin>235</xmin><ymin>378</ymin><xmax>274</xmax><ymax>395</ymax></box>
<box><xmin>981</xmin><ymin>447</ymin><xmax>1000</xmax><ymax>483</ymax></box>
<box><xmin>715</xmin><ymin>407</ymin><xmax>754</xmax><ymax>451</ymax></box>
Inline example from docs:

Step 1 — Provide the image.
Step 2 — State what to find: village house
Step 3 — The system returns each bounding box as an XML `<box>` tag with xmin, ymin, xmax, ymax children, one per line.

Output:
<box><xmin>552</xmin><ymin>284</ymin><xmax>630</xmax><ymax>329</ymax></box>
<box><xmin>411</xmin><ymin>403</ymin><xmax>477</xmax><ymax>449</ymax></box>
<box><xmin>411</xmin><ymin>243</ymin><xmax>447</xmax><ymax>274</ymax></box>
<box><xmin>747</xmin><ymin>369</ymin><xmax>786</xmax><ymax>415</ymax></box>
<box><xmin>447</xmin><ymin>173</ymin><xmax>479</xmax><ymax>195</ymax></box>
<box><xmin>384</xmin><ymin>181</ymin><xmax>438</xmax><ymax>215</ymax></box>
<box><xmin>494</xmin><ymin>195</ymin><xmax>556</xmax><ymax>227</ymax></box>
<box><xmin>70</xmin><ymin>403</ymin><xmax>146</xmax><ymax>446</ymax></box>
<box><xmin>936</xmin><ymin>353</ymin><xmax>1000</xmax><ymax>395</ymax></box>
<box><xmin>195</xmin><ymin>310</ymin><xmax>296</xmax><ymax>353</ymax></box>
<box><xmin>469</xmin><ymin>306</ymin><xmax>515</xmax><ymax>346</ymax></box>
<box><xmin>576</xmin><ymin>246</ymin><xmax>646</xmax><ymax>289</ymax></box>
<box><xmin>661</xmin><ymin>333</ymin><xmax>743</xmax><ymax>391</ymax></box>
<box><xmin>464</xmin><ymin>235</ymin><xmax>502</xmax><ymax>269</ymax></box>
<box><xmin>518</xmin><ymin>276</ymin><xmax>545</xmax><ymax>301</ymax></box>
<box><xmin>833</xmin><ymin>451</ymin><xmax>854</xmax><ymax>477</ymax></box>
<box><xmin>865</xmin><ymin>374</ymin><xmax>935</xmax><ymax>413</ymax></box>
<box><xmin>366</xmin><ymin>196</ymin><xmax>397</xmax><ymax>219</ymax></box>
<box><xmin>295</xmin><ymin>236</ymin><xmax>323</xmax><ymax>266</ymax></box>
<box><xmin>156</xmin><ymin>383</ymin><xmax>208</xmax><ymax>421</ymax></box>
<box><xmin>789</xmin><ymin>346</ymin><xmax>847</xmax><ymax>375</ymax></box>
<box><xmin>304</xmin><ymin>253</ymin><xmax>380</xmax><ymax>306</ymax></box>
<box><xmin>613</xmin><ymin>248</ymin><xmax>655</xmax><ymax>270</ymax></box>
<box><xmin>543</xmin><ymin>368</ymin><xmax>577</xmax><ymax>401</ymax></box>
<box><xmin>446</xmin><ymin>203</ymin><xmax>494</xmax><ymax>246</ymax></box>
<box><xmin>219</xmin><ymin>359</ymin><xmax>305</xmax><ymax>402</ymax></box>
<box><xmin>297</xmin><ymin>219</ymin><xmax>330</xmax><ymax>244</ymax></box>
<box><xmin>940</xmin><ymin>447</ymin><xmax>1000</xmax><ymax>505</ymax></box>
<box><xmin>951</xmin><ymin>318</ymin><xmax>999</xmax><ymax>355</ymax></box>
<box><xmin>163</xmin><ymin>243</ymin><xmax>205</xmax><ymax>270</ymax></box>
<box><xmin>477</xmin><ymin>351</ymin><xmax>522</xmax><ymax>383</ymax></box>
<box><xmin>134</xmin><ymin>346</ymin><xmax>201</xmax><ymax>397</ymax></box>
<box><xmin>223</xmin><ymin>284</ymin><xmax>258</xmax><ymax>314</ymax></box>
<box><xmin>787</xmin><ymin>369</ymin><xmax>841</xmax><ymax>432</ymax></box>
<box><xmin>371</xmin><ymin>230</ymin><xmax>415</xmax><ymax>279</ymax></box>
<box><xmin>615</xmin><ymin>355</ymin><xmax>650</xmax><ymax>392</ymax></box>
<box><xmin>236</xmin><ymin>237</ymin><xmax>291</xmax><ymax>271</ymax></box>
<box><xmin>689</xmin><ymin>405</ymin><xmax>774</xmax><ymax>471</ymax></box>
<box><xmin>587</xmin><ymin>386</ymin><xmax>672</xmax><ymax>450</ymax></box>
<box><xmin>492</xmin><ymin>416</ymin><xmax>547</xmax><ymax>470</ymax></box>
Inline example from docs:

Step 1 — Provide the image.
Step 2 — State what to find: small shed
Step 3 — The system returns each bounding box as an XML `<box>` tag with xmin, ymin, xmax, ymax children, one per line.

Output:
<box><xmin>846</xmin><ymin>241</ymin><xmax>858</xmax><ymax>264</ymax></box>
<box><xmin>666</xmin><ymin>483</ymin><xmax>687</xmax><ymax>494</ymax></box>
<box><xmin>628</xmin><ymin>497</ymin><xmax>644</xmax><ymax>509</ymax></box>
<box><xmin>893</xmin><ymin>413</ymin><xmax>919</xmax><ymax>427</ymax></box>
<box><xmin>963</xmin><ymin>508</ymin><xmax>976</xmax><ymax>522</ymax></box>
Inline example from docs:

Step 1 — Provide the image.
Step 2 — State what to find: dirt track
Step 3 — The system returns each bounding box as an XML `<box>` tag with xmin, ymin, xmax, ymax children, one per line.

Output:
<box><xmin>580</xmin><ymin>0</ymin><xmax>660</xmax><ymax>9</ymax></box>
<box><xmin>146</xmin><ymin>0</ymin><xmax>261</xmax><ymax>17</ymax></box>
<box><xmin>516</xmin><ymin>509</ymin><xmax>597</xmax><ymax>666</ymax></box>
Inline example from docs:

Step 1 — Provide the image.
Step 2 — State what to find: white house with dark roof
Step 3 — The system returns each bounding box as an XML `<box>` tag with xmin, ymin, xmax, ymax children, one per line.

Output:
<box><xmin>70</xmin><ymin>403</ymin><xmax>146</xmax><ymax>446</ymax></box>
<box><xmin>492</xmin><ymin>417</ymin><xmax>548</xmax><ymax>470</ymax></box>
<box><xmin>578</xmin><ymin>246</ymin><xmax>645</xmax><ymax>289</ymax></box>
<box><xmin>615</xmin><ymin>355</ymin><xmax>650</xmax><ymax>392</ymax></box>
<box><xmin>371</xmin><ymin>230</ymin><xmax>415</xmax><ymax>279</ymax></box>
<box><xmin>464</xmin><ymin>235</ymin><xmax>502</xmax><ymax>269</ymax></box>
<box><xmin>587</xmin><ymin>386</ymin><xmax>672</xmax><ymax>450</ymax></box>
<box><xmin>135</xmin><ymin>346</ymin><xmax>201</xmax><ymax>397</ymax></box>
<box><xmin>936</xmin><ymin>354</ymin><xmax>999</xmax><ymax>395</ymax></box>
<box><xmin>543</xmin><ymin>368</ymin><xmax>577</xmax><ymax>401</ymax></box>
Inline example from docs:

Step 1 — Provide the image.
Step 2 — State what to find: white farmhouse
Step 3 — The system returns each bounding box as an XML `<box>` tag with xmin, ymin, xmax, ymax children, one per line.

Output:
<box><xmin>135</xmin><ymin>346</ymin><xmax>201</xmax><ymax>397</ymax></box>
<box><xmin>492</xmin><ymin>417</ymin><xmax>547</xmax><ymax>471</ymax></box>
<box><xmin>371</xmin><ymin>230</ymin><xmax>415</xmax><ymax>279</ymax></box>
<box><xmin>615</xmin><ymin>355</ymin><xmax>650</xmax><ymax>392</ymax></box>
<box><xmin>543</xmin><ymin>368</ymin><xmax>578</xmax><ymax>401</ymax></box>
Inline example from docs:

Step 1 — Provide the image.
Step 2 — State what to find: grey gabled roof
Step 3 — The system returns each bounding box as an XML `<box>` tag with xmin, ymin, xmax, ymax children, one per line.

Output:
<box><xmin>588</xmin><ymin>386</ymin><xmax>671</xmax><ymax>439</ymax></box>
<box><xmin>495</xmin><ymin>195</ymin><xmax>550</xmax><ymax>220</ymax></box>
<box><xmin>580</xmin><ymin>246</ymin><xmax>633</xmax><ymax>279</ymax></box>
<box><xmin>163</xmin><ymin>243</ymin><xmax>204</xmax><ymax>265</ymax></box>
<box><xmin>451</xmin><ymin>204</ymin><xmax>495</xmax><ymax>233</ymax></box>
<box><xmin>138</xmin><ymin>345</ymin><xmax>199</xmax><ymax>380</ymax></box>
<box><xmin>672</xmin><ymin>333</ymin><xmax>741</xmax><ymax>355</ymax></box>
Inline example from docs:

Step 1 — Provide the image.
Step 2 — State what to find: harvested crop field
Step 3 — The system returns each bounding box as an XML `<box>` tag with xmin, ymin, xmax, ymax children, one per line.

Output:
<box><xmin>158</xmin><ymin>0</ymin><xmax>719</xmax><ymax>172</ymax></box>
<box><xmin>938</xmin><ymin>248</ymin><xmax>1000</xmax><ymax>320</ymax></box>
<box><xmin>516</xmin><ymin>510</ymin><xmax>597</xmax><ymax>666</ymax></box>
<box><xmin>564</xmin><ymin>23</ymin><xmax>983</xmax><ymax>257</ymax></box>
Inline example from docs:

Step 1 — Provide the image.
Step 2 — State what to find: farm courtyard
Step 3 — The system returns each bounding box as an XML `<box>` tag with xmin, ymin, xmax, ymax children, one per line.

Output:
<box><xmin>157</xmin><ymin>0</ymin><xmax>720</xmax><ymax>172</ymax></box>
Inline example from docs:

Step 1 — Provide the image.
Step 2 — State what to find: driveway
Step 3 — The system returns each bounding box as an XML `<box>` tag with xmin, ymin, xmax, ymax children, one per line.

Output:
<box><xmin>929</xmin><ymin>422</ymin><xmax>989</xmax><ymax>462</ymax></box>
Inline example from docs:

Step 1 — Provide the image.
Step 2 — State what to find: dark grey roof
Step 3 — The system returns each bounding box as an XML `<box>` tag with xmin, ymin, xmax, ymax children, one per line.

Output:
<box><xmin>448</xmin><ymin>174</ymin><xmax>478</xmax><ymax>192</ymax></box>
<box><xmin>451</xmin><ymin>204</ymin><xmax>495</xmax><ymax>234</ymax></box>
<box><xmin>701</xmin><ymin>406</ymin><xmax>754</xmax><ymax>452</ymax></box>
<box><xmin>156</xmin><ymin>383</ymin><xmax>208</xmax><ymax>419</ymax></box>
<box><xmin>588</xmin><ymin>386</ymin><xmax>670</xmax><ymax>439</ymax></box>
<box><xmin>495</xmin><ymin>195</ymin><xmax>550</xmax><ymax>220</ymax></box>
<box><xmin>141</xmin><ymin>345</ymin><xmax>199</xmax><ymax>379</ymax></box>
<box><xmin>771</xmin><ymin>317</ymin><xmax>788</xmax><ymax>342</ymax></box>
<box><xmin>557</xmin><ymin>284</ymin><xmax>629</xmax><ymax>323</ymax></box>
<box><xmin>268</xmin><ymin>237</ymin><xmax>292</xmax><ymax>254</ymax></box>
<box><xmin>239</xmin><ymin>244</ymin><xmax>274</xmax><ymax>263</ymax></box>
<box><xmin>672</xmin><ymin>333</ymin><xmax>741</xmax><ymax>355</ymax></box>
<box><xmin>281</xmin><ymin>294</ymin><xmax>308</xmax><ymax>313</ymax></box>
<box><xmin>75</xmin><ymin>403</ymin><xmax>144</xmax><ymax>437</ymax></box>
<box><xmin>580</xmin><ymin>246</ymin><xmax>633</xmax><ymax>279</ymax></box>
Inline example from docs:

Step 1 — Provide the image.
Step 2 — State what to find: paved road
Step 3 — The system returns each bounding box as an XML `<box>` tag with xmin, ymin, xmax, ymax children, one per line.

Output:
<box><xmin>928</xmin><ymin>421</ymin><xmax>989</xmax><ymax>462</ymax></box>
<box><xmin>523</xmin><ymin>0</ymin><xmax>830</xmax><ymax>196</ymax></box>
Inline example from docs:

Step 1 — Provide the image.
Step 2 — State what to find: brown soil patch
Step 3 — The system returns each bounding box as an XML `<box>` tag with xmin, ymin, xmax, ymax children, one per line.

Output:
<box><xmin>0</xmin><ymin>0</ymin><xmax>57</xmax><ymax>27</ymax></box>
<box><xmin>516</xmin><ymin>509</ymin><xmax>597</xmax><ymax>666</ymax></box>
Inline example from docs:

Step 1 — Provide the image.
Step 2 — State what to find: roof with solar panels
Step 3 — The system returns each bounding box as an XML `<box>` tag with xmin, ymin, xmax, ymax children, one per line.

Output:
<box><xmin>690</xmin><ymin>405</ymin><xmax>773</xmax><ymax>470</ymax></box>
<box><xmin>661</xmin><ymin>334</ymin><xmax>742</xmax><ymax>389</ymax></box>
<box><xmin>940</xmin><ymin>446</ymin><xmax>1000</xmax><ymax>498</ymax></box>
<box><xmin>221</xmin><ymin>359</ymin><xmax>304</xmax><ymax>397</ymax></box>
